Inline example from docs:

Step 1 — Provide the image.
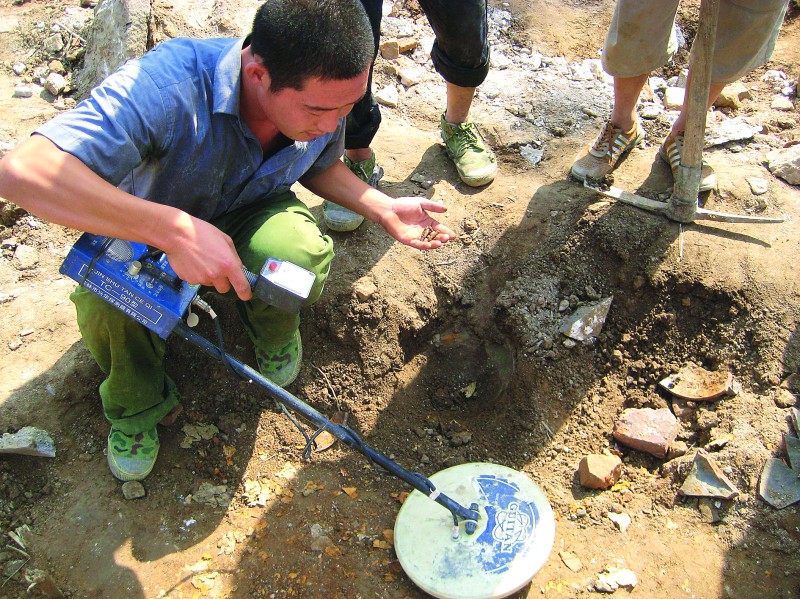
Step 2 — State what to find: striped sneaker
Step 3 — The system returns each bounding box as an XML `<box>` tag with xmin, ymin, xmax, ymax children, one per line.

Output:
<box><xmin>571</xmin><ymin>120</ymin><xmax>644</xmax><ymax>182</ymax></box>
<box><xmin>658</xmin><ymin>133</ymin><xmax>716</xmax><ymax>192</ymax></box>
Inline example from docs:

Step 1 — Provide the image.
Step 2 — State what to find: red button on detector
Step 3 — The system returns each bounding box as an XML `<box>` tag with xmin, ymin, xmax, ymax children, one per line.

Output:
<box><xmin>268</xmin><ymin>261</ymin><xmax>278</xmax><ymax>271</ymax></box>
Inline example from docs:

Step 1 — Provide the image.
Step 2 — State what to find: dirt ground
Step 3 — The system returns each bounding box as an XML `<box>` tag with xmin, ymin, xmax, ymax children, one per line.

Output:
<box><xmin>1</xmin><ymin>1</ymin><xmax>799</xmax><ymax>598</ymax></box>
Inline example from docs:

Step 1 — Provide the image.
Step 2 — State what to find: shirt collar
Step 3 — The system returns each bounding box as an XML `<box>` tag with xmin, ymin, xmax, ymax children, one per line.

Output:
<box><xmin>213</xmin><ymin>36</ymin><xmax>248</xmax><ymax>116</ymax></box>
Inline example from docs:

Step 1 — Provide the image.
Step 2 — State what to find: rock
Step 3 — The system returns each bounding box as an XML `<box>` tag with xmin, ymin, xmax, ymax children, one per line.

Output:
<box><xmin>379</xmin><ymin>39</ymin><xmax>400</xmax><ymax>60</ymax></box>
<box><xmin>774</xmin><ymin>388</ymin><xmax>797</xmax><ymax>408</ymax></box>
<box><xmin>613</xmin><ymin>408</ymin><xmax>679</xmax><ymax>458</ymax></box>
<box><xmin>664</xmin><ymin>86</ymin><xmax>685</xmax><ymax>110</ymax></box>
<box><xmin>13</xmin><ymin>244</ymin><xmax>39</xmax><ymax>270</ymax></box>
<box><xmin>121</xmin><ymin>480</ymin><xmax>146</xmax><ymax>500</ymax></box>
<box><xmin>353</xmin><ymin>277</ymin><xmax>378</xmax><ymax>301</ymax></box>
<box><xmin>746</xmin><ymin>177</ymin><xmax>769</xmax><ymax>195</ymax></box>
<box><xmin>578</xmin><ymin>454</ymin><xmax>623</xmax><ymax>489</ymax></box>
<box><xmin>399</xmin><ymin>66</ymin><xmax>425</xmax><ymax>87</ymax></box>
<box><xmin>771</xmin><ymin>95</ymin><xmax>794</xmax><ymax>111</ymax></box>
<box><xmin>667</xmin><ymin>440</ymin><xmax>689</xmax><ymax>459</ymax></box>
<box><xmin>12</xmin><ymin>62</ymin><xmax>26</xmax><ymax>75</ymax></box>
<box><xmin>559</xmin><ymin>550</ymin><xmax>582</xmax><ymax>572</ymax></box>
<box><xmin>48</xmin><ymin>60</ymin><xmax>66</xmax><ymax>75</ymax></box>
<box><xmin>44</xmin><ymin>32</ymin><xmax>65</xmax><ymax>54</ymax></box>
<box><xmin>607</xmin><ymin>512</ymin><xmax>631</xmax><ymax>532</ymax></box>
<box><xmin>44</xmin><ymin>72</ymin><xmax>67</xmax><ymax>96</ymax></box>
<box><xmin>704</xmin><ymin>117</ymin><xmax>762</xmax><ymax>148</ymax></box>
<box><xmin>375</xmin><ymin>85</ymin><xmax>399</xmax><ymax>107</ymax></box>
<box><xmin>714</xmin><ymin>81</ymin><xmax>752</xmax><ymax>108</ymax></box>
<box><xmin>13</xmin><ymin>86</ymin><xmax>34</xmax><ymax>98</ymax></box>
<box><xmin>520</xmin><ymin>144</ymin><xmax>544</xmax><ymax>166</ymax></box>
<box><xmin>595</xmin><ymin>567</ymin><xmax>638</xmax><ymax>592</ymax></box>
<box><xmin>767</xmin><ymin>145</ymin><xmax>800</xmax><ymax>185</ymax></box>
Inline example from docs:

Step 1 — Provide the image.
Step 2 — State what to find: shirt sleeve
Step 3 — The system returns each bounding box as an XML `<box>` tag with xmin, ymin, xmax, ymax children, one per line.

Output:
<box><xmin>35</xmin><ymin>60</ymin><xmax>171</xmax><ymax>187</ymax></box>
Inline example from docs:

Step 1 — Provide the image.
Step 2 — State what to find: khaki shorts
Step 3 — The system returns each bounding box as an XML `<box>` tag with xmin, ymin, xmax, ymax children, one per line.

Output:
<box><xmin>602</xmin><ymin>0</ymin><xmax>788</xmax><ymax>85</ymax></box>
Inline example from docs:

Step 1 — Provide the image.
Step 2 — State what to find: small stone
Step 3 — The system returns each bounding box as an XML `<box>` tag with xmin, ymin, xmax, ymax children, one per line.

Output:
<box><xmin>47</xmin><ymin>60</ymin><xmax>65</xmax><ymax>75</ymax></box>
<box><xmin>44</xmin><ymin>72</ymin><xmax>67</xmax><ymax>96</ymax></box>
<box><xmin>578</xmin><ymin>454</ymin><xmax>623</xmax><ymax>489</ymax></box>
<box><xmin>667</xmin><ymin>440</ymin><xmax>689</xmax><ymax>459</ymax></box>
<box><xmin>9</xmin><ymin>340</ymin><xmax>22</xmax><ymax>351</ymax></box>
<box><xmin>746</xmin><ymin>177</ymin><xmax>769</xmax><ymax>195</ymax></box>
<box><xmin>122</xmin><ymin>481</ymin><xmax>146</xmax><ymax>500</ymax></box>
<box><xmin>379</xmin><ymin>39</ymin><xmax>400</xmax><ymax>60</ymax></box>
<box><xmin>399</xmin><ymin>66</ymin><xmax>425</xmax><ymax>87</ymax></box>
<box><xmin>774</xmin><ymin>388</ymin><xmax>797</xmax><ymax>408</ymax></box>
<box><xmin>13</xmin><ymin>244</ymin><xmax>38</xmax><ymax>269</ymax></box>
<box><xmin>13</xmin><ymin>86</ymin><xmax>34</xmax><ymax>98</ymax></box>
<box><xmin>771</xmin><ymin>95</ymin><xmax>794</xmax><ymax>111</ymax></box>
<box><xmin>607</xmin><ymin>512</ymin><xmax>631</xmax><ymax>532</ymax></box>
<box><xmin>664</xmin><ymin>86</ymin><xmax>685</xmax><ymax>110</ymax></box>
<box><xmin>12</xmin><ymin>62</ymin><xmax>26</xmax><ymax>75</ymax></box>
<box><xmin>353</xmin><ymin>277</ymin><xmax>378</xmax><ymax>301</ymax></box>
<box><xmin>375</xmin><ymin>85</ymin><xmax>399</xmax><ymax>108</ymax></box>
<box><xmin>767</xmin><ymin>145</ymin><xmax>800</xmax><ymax>185</ymax></box>
<box><xmin>613</xmin><ymin>407</ymin><xmax>679</xmax><ymax>458</ymax></box>
<box><xmin>559</xmin><ymin>550</ymin><xmax>583</xmax><ymax>572</ymax></box>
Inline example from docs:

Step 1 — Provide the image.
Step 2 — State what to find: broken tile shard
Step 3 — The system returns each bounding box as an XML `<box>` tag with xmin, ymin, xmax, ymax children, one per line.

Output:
<box><xmin>758</xmin><ymin>458</ymin><xmax>800</xmax><ymax>509</ymax></box>
<box><xmin>0</xmin><ymin>427</ymin><xmax>56</xmax><ymax>458</ymax></box>
<box><xmin>678</xmin><ymin>451</ymin><xmax>740</xmax><ymax>499</ymax></box>
<box><xmin>659</xmin><ymin>364</ymin><xmax>734</xmax><ymax>401</ymax></box>
<box><xmin>559</xmin><ymin>297</ymin><xmax>613</xmax><ymax>342</ymax></box>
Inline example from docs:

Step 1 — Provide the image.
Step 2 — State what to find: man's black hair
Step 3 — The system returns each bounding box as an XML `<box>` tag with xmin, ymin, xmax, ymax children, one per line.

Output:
<box><xmin>250</xmin><ymin>0</ymin><xmax>375</xmax><ymax>92</ymax></box>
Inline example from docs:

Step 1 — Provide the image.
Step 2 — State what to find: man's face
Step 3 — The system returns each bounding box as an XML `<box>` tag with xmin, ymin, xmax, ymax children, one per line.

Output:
<box><xmin>257</xmin><ymin>70</ymin><xmax>369</xmax><ymax>141</ymax></box>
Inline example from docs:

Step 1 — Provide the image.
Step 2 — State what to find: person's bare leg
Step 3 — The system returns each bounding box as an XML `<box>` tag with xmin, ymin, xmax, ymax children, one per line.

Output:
<box><xmin>659</xmin><ymin>74</ymin><xmax>724</xmax><ymax>192</ymax></box>
<box><xmin>443</xmin><ymin>82</ymin><xmax>476</xmax><ymax>124</ymax></box>
<box><xmin>668</xmin><ymin>77</ymin><xmax>726</xmax><ymax>138</ymax></box>
<box><xmin>610</xmin><ymin>74</ymin><xmax>649</xmax><ymax>130</ymax></box>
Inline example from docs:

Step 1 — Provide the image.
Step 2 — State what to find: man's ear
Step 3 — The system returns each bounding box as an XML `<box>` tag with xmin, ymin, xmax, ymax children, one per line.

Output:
<box><xmin>244</xmin><ymin>59</ymin><xmax>271</xmax><ymax>89</ymax></box>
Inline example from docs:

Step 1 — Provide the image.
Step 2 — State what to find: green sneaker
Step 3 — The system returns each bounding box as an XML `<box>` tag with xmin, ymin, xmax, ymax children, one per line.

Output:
<box><xmin>255</xmin><ymin>329</ymin><xmax>303</xmax><ymax>387</ymax></box>
<box><xmin>107</xmin><ymin>427</ymin><xmax>159</xmax><ymax>481</ymax></box>
<box><xmin>440</xmin><ymin>114</ymin><xmax>497</xmax><ymax>187</ymax></box>
<box><xmin>323</xmin><ymin>152</ymin><xmax>384</xmax><ymax>232</ymax></box>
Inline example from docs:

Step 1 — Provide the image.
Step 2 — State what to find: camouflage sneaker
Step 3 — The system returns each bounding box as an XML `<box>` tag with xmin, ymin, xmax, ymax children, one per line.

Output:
<box><xmin>440</xmin><ymin>114</ymin><xmax>497</xmax><ymax>187</ymax></box>
<box><xmin>323</xmin><ymin>153</ymin><xmax>384</xmax><ymax>232</ymax></box>
<box><xmin>107</xmin><ymin>427</ymin><xmax>159</xmax><ymax>481</ymax></box>
<box><xmin>658</xmin><ymin>133</ymin><xmax>716</xmax><ymax>192</ymax></box>
<box><xmin>570</xmin><ymin>119</ymin><xmax>644</xmax><ymax>182</ymax></box>
<box><xmin>255</xmin><ymin>329</ymin><xmax>303</xmax><ymax>387</ymax></box>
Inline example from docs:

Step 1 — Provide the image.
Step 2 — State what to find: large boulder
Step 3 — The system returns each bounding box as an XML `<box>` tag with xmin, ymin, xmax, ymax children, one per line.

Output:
<box><xmin>75</xmin><ymin>0</ymin><xmax>263</xmax><ymax>97</ymax></box>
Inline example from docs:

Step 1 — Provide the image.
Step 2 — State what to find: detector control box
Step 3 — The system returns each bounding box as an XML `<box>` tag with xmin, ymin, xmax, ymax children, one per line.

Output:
<box><xmin>60</xmin><ymin>233</ymin><xmax>314</xmax><ymax>339</ymax></box>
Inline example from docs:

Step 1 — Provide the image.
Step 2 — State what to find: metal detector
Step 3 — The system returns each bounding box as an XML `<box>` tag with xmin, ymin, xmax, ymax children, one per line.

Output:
<box><xmin>60</xmin><ymin>233</ymin><xmax>555</xmax><ymax>598</ymax></box>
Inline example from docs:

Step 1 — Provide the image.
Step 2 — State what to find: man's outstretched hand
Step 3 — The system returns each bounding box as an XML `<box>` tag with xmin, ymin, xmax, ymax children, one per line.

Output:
<box><xmin>378</xmin><ymin>197</ymin><xmax>457</xmax><ymax>249</ymax></box>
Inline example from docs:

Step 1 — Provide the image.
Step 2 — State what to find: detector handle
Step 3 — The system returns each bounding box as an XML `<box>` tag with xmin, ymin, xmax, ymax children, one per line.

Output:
<box><xmin>173</xmin><ymin>320</ymin><xmax>480</xmax><ymax>528</ymax></box>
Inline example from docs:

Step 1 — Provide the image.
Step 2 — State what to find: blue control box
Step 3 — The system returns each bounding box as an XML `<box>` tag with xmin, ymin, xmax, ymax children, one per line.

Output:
<box><xmin>60</xmin><ymin>234</ymin><xmax>199</xmax><ymax>339</ymax></box>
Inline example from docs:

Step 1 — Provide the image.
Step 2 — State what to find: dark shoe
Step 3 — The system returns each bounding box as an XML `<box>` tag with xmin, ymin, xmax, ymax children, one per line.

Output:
<box><xmin>658</xmin><ymin>133</ymin><xmax>717</xmax><ymax>192</ymax></box>
<box><xmin>107</xmin><ymin>427</ymin><xmax>159</xmax><ymax>481</ymax></box>
<box><xmin>571</xmin><ymin>119</ymin><xmax>644</xmax><ymax>182</ymax></box>
<box><xmin>323</xmin><ymin>152</ymin><xmax>384</xmax><ymax>232</ymax></box>
<box><xmin>255</xmin><ymin>329</ymin><xmax>302</xmax><ymax>387</ymax></box>
<box><xmin>440</xmin><ymin>114</ymin><xmax>497</xmax><ymax>187</ymax></box>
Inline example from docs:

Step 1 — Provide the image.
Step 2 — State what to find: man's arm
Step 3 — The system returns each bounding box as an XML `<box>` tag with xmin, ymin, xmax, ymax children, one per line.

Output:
<box><xmin>0</xmin><ymin>135</ymin><xmax>253</xmax><ymax>299</ymax></box>
<box><xmin>301</xmin><ymin>160</ymin><xmax>456</xmax><ymax>249</ymax></box>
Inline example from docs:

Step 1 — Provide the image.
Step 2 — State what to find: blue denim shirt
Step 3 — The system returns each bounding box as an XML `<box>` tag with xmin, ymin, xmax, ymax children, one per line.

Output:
<box><xmin>36</xmin><ymin>37</ymin><xmax>344</xmax><ymax>221</ymax></box>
